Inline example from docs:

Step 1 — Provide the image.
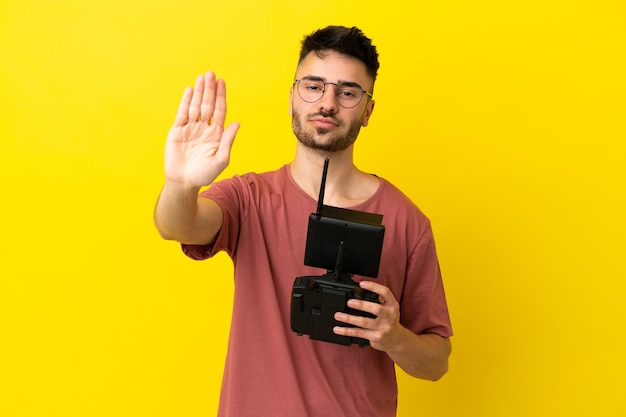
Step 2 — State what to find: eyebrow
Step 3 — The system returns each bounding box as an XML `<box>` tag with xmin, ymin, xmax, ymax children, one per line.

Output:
<box><xmin>300</xmin><ymin>75</ymin><xmax>364</xmax><ymax>90</ymax></box>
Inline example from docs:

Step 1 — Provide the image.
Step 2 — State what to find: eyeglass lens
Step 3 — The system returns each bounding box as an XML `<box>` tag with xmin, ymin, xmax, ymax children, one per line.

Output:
<box><xmin>297</xmin><ymin>79</ymin><xmax>366</xmax><ymax>108</ymax></box>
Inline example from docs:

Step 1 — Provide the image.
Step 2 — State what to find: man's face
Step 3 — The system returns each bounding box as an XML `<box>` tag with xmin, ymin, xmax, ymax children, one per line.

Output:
<box><xmin>289</xmin><ymin>50</ymin><xmax>375</xmax><ymax>153</ymax></box>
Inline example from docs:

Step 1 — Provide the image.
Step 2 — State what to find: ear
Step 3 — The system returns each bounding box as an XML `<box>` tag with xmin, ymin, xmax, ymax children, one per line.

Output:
<box><xmin>361</xmin><ymin>99</ymin><xmax>375</xmax><ymax>127</ymax></box>
<box><xmin>288</xmin><ymin>86</ymin><xmax>294</xmax><ymax>115</ymax></box>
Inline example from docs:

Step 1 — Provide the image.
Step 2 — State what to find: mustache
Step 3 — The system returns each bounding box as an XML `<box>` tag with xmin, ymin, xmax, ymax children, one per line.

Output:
<box><xmin>308</xmin><ymin>112</ymin><xmax>341</xmax><ymax>124</ymax></box>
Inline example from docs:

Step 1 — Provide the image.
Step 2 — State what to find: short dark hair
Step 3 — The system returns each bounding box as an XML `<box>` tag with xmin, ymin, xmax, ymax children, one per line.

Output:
<box><xmin>298</xmin><ymin>26</ymin><xmax>380</xmax><ymax>84</ymax></box>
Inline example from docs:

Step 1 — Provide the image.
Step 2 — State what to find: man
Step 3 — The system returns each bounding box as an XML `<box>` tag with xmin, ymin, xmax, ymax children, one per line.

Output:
<box><xmin>155</xmin><ymin>26</ymin><xmax>452</xmax><ymax>417</ymax></box>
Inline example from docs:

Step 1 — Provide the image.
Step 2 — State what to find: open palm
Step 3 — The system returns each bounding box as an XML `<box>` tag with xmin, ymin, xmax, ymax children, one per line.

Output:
<box><xmin>165</xmin><ymin>72</ymin><xmax>240</xmax><ymax>188</ymax></box>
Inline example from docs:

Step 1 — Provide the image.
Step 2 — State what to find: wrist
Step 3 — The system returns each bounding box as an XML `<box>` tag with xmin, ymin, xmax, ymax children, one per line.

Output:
<box><xmin>163</xmin><ymin>178</ymin><xmax>202</xmax><ymax>195</ymax></box>
<box><xmin>383</xmin><ymin>324</ymin><xmax>413</xmax><ymax>355</ymax></box>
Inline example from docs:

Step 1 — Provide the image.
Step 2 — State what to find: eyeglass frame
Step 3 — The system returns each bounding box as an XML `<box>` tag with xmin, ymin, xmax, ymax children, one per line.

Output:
<box><xmin>293</xmin><ymin>76</ymin><xmax>374</xmax><ymax>108</ymax></box>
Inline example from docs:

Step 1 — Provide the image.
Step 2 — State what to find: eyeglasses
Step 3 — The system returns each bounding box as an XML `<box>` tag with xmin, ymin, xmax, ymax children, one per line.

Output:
<box><xmin>294</xmin><ymin>77</ymin><xmax>373</xmax><ymax>108</ymax></box>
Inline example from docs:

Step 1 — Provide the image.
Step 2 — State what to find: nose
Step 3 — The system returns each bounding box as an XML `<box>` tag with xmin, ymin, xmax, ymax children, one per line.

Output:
<box><xmin>317</xmin><ymin>83</ymin><xmax>339</xmax><ymax>113</ymax></box>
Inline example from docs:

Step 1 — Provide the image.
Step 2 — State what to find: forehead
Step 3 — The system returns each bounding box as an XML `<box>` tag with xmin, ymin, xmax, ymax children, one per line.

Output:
<box><xmin>296</xmin><ymin>50</ymin><xmax>372</xmax><ymax>87</ymax></box>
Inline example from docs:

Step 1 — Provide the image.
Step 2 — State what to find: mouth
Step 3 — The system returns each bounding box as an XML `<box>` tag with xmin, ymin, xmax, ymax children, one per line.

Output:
<box><xmin>309</xmin><ymin>116</ymin><xmax>340</xmax><ymax>129</ymax></box>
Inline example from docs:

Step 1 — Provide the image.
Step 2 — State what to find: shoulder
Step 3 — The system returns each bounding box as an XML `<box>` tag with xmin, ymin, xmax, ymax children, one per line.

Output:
<box><xmin>365</xmin><ymin>178</ymin><xmax>435</xmax><ymax>245</ymax></box>
<box><xmin>201</xmin><ymin>165</ymin><xmax>313</xmax><ymax>217</ymax></box>
<box><xmin>375</xmin><ymin>179</ymin><xmax>429</xmax><ymax>220</ymax></box>
<box><xmin>203</xmin><ymin>165</ymin><xmax>290</xmax><ymax>197</ymax></box>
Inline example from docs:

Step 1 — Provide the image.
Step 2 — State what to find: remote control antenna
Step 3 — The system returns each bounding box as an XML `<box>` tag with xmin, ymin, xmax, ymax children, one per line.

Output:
<box><xmin>316</xmin><ymin>158</ymin><xmax>329</xmax><ymax>220</ymax></box>
<box><xmin>333</xmin><ymin>241</ymin><xmax>344</xmax><ymax>282</ymax></box>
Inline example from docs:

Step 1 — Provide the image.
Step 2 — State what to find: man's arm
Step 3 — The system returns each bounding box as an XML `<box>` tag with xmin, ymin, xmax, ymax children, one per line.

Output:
<box><xmin>154</xmin><ymin>71</ymin><xmax>239</xmax><ymax>244</ymax></box>
<box><xmin>333</xmin><ymin>280</ymin><xmax>451</xmax><ymax>381</ymax></box>
<box><xmin>154</xmin><ymin>182</ymin><xmax>223</xmax><ymax>245</ymax></box>
<box><xmin>376</xmin><ymin>325</ymin><xmax>451</xmax><ymax>381</ymax></box>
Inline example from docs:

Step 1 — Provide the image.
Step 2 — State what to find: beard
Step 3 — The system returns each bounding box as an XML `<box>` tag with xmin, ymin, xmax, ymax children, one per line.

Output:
<box><xmin>292</xmin><ymin>108</ymin><xmax>363</xmax><ymax>153</ymax></box>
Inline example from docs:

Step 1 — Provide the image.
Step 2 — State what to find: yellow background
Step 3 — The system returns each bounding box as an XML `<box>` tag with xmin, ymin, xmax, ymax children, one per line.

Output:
<box><xmin>1</xmin><ymin>1</ymin><xmax>624</xmax><ymax>416</ymax></box>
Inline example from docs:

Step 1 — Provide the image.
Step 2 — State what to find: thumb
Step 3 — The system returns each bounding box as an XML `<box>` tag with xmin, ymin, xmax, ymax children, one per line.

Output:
<box><xmin>216</xmin><ymin>122</ymin><xmax>240</xmax><ymax>162</ymax></box>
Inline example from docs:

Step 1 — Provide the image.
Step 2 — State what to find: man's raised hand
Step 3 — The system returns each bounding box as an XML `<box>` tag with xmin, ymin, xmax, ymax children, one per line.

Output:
<box><xmin>164</xmin><ymin>71</ymin><xmax>240</xmax><ymax>188</ymax></box>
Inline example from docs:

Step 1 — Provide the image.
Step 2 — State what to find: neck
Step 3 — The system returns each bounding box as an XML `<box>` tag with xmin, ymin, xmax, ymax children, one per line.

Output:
<box><xmin>290</xmin><ymin>145</ymin><xmax>379</xmax><ymax>208</ymax></box>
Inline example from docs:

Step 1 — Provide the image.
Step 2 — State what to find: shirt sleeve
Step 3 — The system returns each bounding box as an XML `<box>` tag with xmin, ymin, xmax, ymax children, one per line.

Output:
<box><xmin>401</xmin><ymin>223</ymin><xmax>453</xmax><ymax>337</ymax></box>
<box><xmin>181</xmin><ymin>176</ymin><xmax>247</xmax><ymax>261</ymax></box>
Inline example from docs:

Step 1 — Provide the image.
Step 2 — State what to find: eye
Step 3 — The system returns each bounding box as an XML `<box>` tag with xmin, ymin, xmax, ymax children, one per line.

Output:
<box><xmin>302</xmin><ymin>81</ymin><xmax>324</xmax><ymax>91</ymax></box>
<box><xmin>337</xmin><ymin>87</ymin><xmax>360</xmax><ymax>99</ymax></box>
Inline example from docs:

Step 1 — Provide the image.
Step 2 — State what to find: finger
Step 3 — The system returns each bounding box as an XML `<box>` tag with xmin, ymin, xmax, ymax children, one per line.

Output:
<box><xmin>334</xmin><ymin>311</ymin><xmax>375</xmax><ymax>329</ymax></box>
<box><xmin>334</xmin><ymin>313</ymin><xmax>376</xmax><ymax>332</ymax></box>
<box><xmin>199</xmin><ymin>71</ymin><xmax>216</xmax><ymax>124</ymax></box>
<box><xmin>173</xmin><ymin>87</ymin><xmax>193</xmax><ymax>127</ymax></box>
<box><xmin>215</xmin><ymin>122</ymin><xmax>240</xmax><ymax>162</ymax></box>
<box><xmin>347</xmin><ymin>298</ymin><xmax>381</xmax><ymax>317</ymax></box>
<box><xmin>359</xmin><ymin>281</ymin><xmax>396</xmax><ymax>307</ymax></box>
<box><xmin>212</xmin><ymin>78</ymin><xmax>228</xmax><ymax>128</ymax></box>
<box><xmin>334</xmin><ymin>325</ymin><xmax>365</xmax><ymax>338</ymax></box>
<box><xmin>188</xmin><ymin>75</ymin><xmax>204</xmax><ymax>122</ymax></box>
